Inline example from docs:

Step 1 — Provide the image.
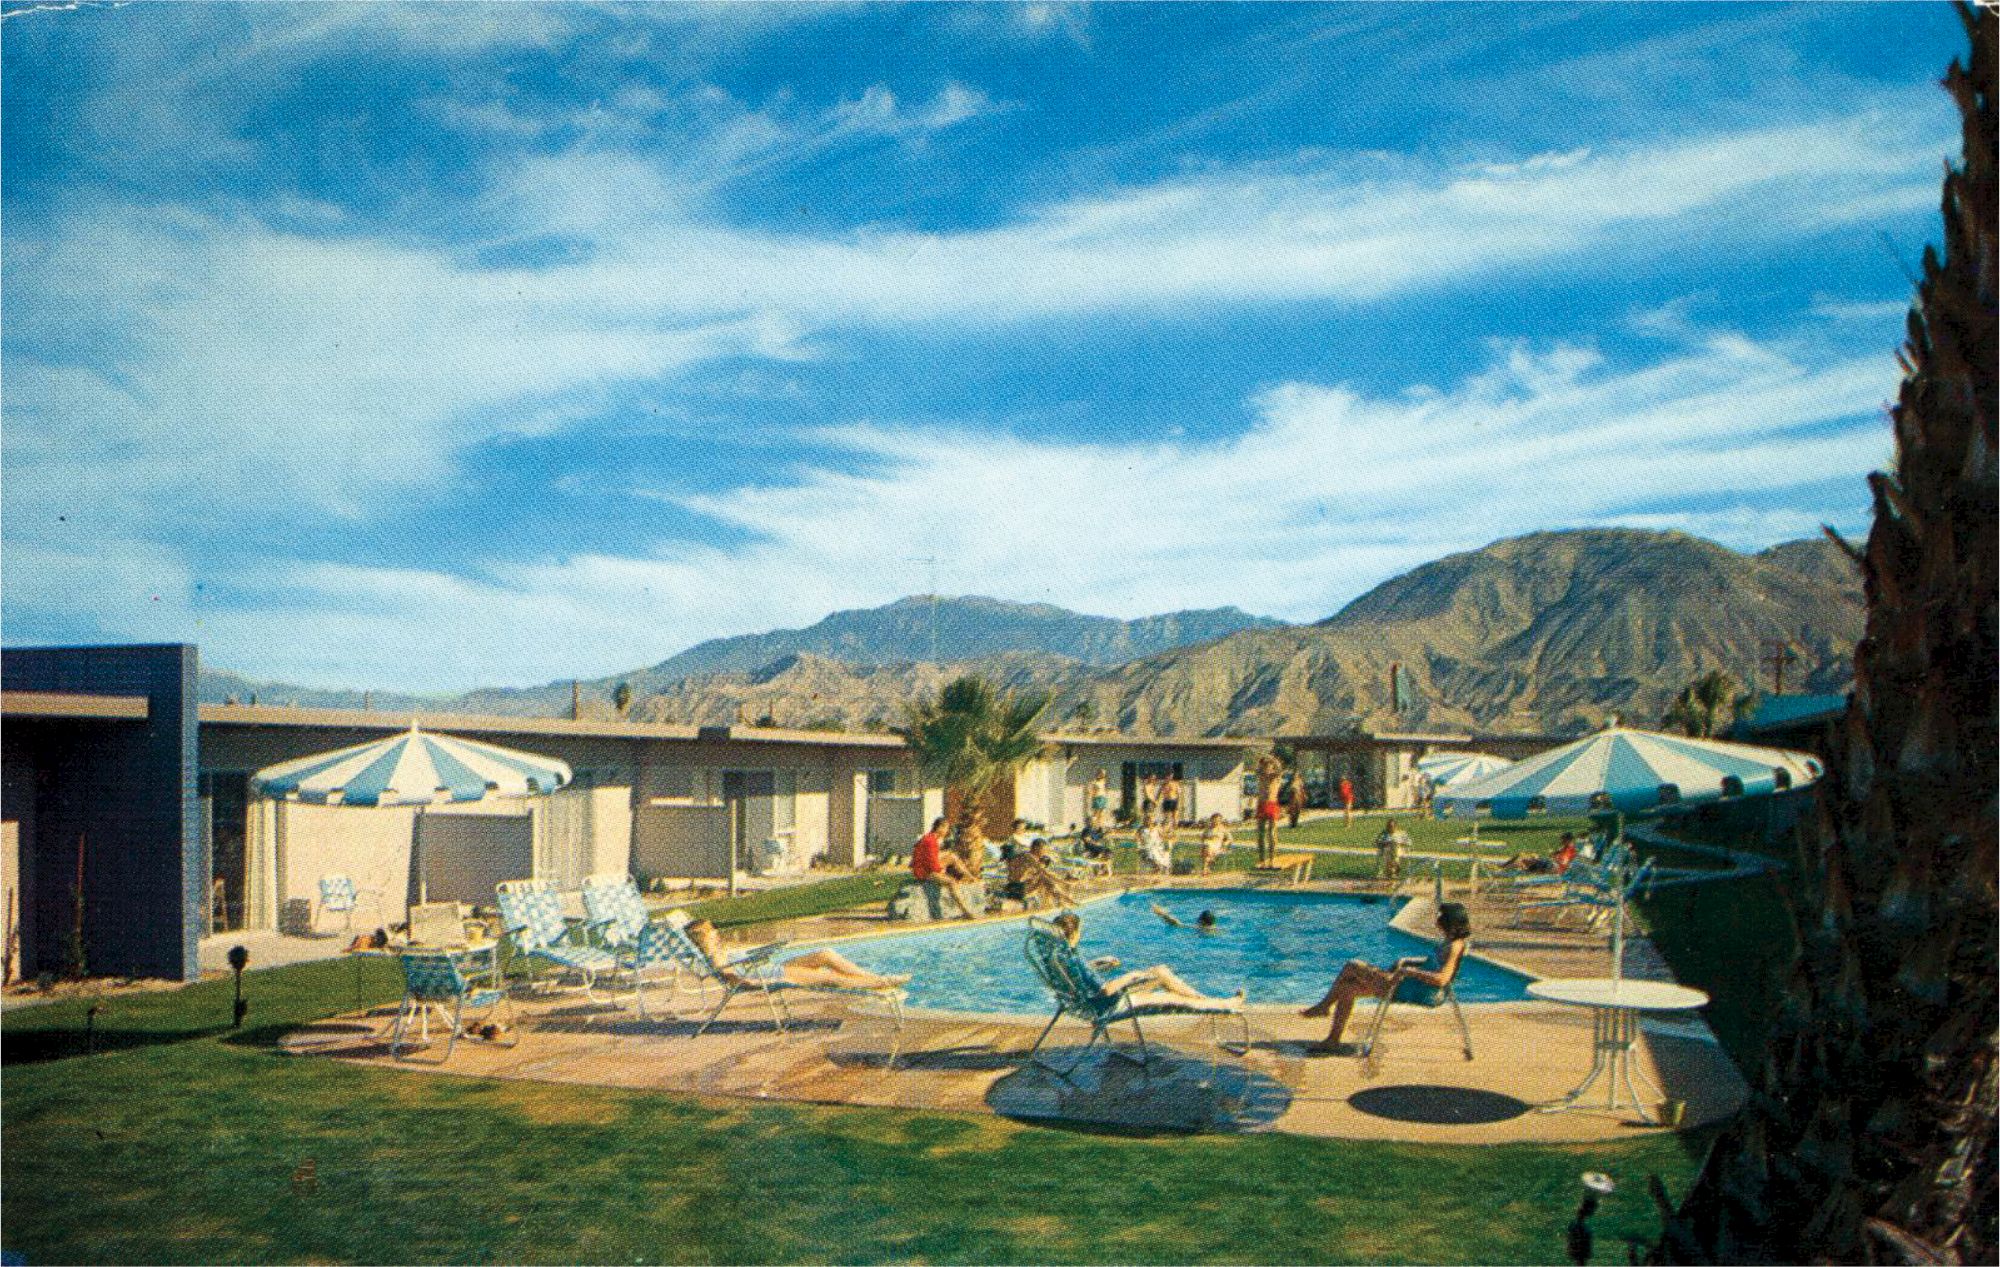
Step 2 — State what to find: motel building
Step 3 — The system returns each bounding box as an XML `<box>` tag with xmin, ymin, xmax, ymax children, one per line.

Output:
<box><xmin>2</xmin><ymin>644</ymin><xmax>1260</xmax><ymax>985</ymax></box>
<box><xmin>1005</xmin><ymin>733</ymin><xmax>1261</xmax><ymax>832</ymax></box>
<box><xmin>1278</xmin><ymin>728</ymin><xmax>1569</xmax><ymax>811</ymax></box>
<box><xmin>2</xmin><ymin>644</ymin><xmax>933</xmax><ymax>983</ymax></box>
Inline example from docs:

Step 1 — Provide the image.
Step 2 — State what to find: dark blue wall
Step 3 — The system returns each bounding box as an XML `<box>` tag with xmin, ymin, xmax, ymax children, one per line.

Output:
<box><xmin>1</xmin><ymin>645</ymin><xmax>201</xmax><ymax>981</ymax></box>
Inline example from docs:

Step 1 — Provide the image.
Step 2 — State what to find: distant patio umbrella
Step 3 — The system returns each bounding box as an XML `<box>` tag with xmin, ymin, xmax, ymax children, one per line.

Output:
<box><xmin>1433</xmin><ymin>727</ymin><xmax>1821</xmax><ymax>820</ymax></box>
<box><xmin>1435</xmin><ymin>725</ymin><xmax>1823</xmax><ymax>987</ymax></box>
<box><xmin>1416</xmin><ymin>751</ymin><xmax>1515</xmax><ymax>788</ymax></box>
<box><xmin>252</xmin><ymin>724</ymin><xmax>572</xmax><ymax>905</ymax></box>
<box><xmin>252</xmin><ymin>724</ymin><xmax>572</xmax><ymax>807</ymax></box>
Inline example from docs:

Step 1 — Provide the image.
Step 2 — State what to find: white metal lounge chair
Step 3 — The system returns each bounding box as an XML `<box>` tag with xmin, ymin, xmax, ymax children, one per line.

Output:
<box><xmin>651</xmin><ymin>912</ymin><xmax>907</xmax><ymax>1064</ymax></box>
<box><xmin>1021</xmin><ymin>919</ymin><xmax>1247</xmax><ymax>1081</ymax></box>
<box><xmin>1516</xmin><ymin>859</ymin><xmax>1656</xmax><ymax>932</ymax></box>
<box><xmin>495</xmin><ymin>878</ymin><xmax>619</xmax><ymax>996</ymax></box>
<box><xmin>580</xmin><ymin>873</ymin><xmax>656</xmax><ymax>950</ymax></box>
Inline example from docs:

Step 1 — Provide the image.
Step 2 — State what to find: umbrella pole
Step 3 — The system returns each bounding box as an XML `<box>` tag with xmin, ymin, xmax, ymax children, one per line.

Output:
<box><xmin>1612</xmin><ymin>871</ymin><xmax>1625</xmax><ymax>985</ymax></box>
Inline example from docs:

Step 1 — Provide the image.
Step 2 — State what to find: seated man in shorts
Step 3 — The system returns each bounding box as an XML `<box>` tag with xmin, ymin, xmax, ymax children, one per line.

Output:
<box><xmin>911</xmin><ymin>817</ymin><xmax>979</xmax><ymax>919</ymax></box>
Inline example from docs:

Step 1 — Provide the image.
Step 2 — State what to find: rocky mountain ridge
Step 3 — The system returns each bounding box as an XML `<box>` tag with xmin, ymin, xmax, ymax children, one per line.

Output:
<box><xmin>198</xmin><ymin>529</ymin><xmax>1862</xmax><ymax>737</ymax></box>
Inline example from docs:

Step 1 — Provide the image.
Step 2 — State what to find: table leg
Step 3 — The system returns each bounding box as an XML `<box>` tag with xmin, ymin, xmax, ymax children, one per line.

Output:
<box><xmin>1604</xmin><ymin>1009</ymin><xmax>1658</xmax><ymax>1123</ymax></box>
<box><xmin>1542</xmin><ymin>1008</ymin><xmax>1615</xmax><ymax>1112</ymax></box>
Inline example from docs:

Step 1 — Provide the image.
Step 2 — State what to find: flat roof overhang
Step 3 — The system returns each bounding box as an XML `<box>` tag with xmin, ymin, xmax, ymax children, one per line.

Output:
<box><xmin>1279</xmin><ymin>731</ymin><xmax>1475</xmax><ymax>746</ymax></box>
<box><xmin>2</xmin><ymin>690</ymin><xmax>151</xmax><ymax>721</ymax></box>
<box><xmin>1041</xmin><ymin>733</ymin><xmax>1260</xmax><ymax>750</ymax></box>
<box><xmin>198</xmin><ymin>704</ymin><xmax>909</xmax><ymax>748</ymax></box>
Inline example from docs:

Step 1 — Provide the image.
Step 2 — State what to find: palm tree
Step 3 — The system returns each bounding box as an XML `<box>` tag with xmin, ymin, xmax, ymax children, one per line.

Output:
<box><xmin>901</xmin><ymin>675</ymin><xmax>1049</xmax><ymax>866</ymax></box>
<box><xmin>1661</xmin><ymin>670</ymin><xmax>1753</xmax><ymax>738</ymax></box>
<box><xmin>1657</xmin><ymin>8</ymin><xmax>1995</xmax><ymax>1261</ymax></box>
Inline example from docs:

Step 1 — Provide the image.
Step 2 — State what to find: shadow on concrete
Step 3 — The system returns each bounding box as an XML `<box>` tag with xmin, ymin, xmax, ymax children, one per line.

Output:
<box><xmin>833</xmin><ymin>1042</ymin><xmax>1025</xmax><ymax>1074</ymax></box>
<box><xmin>1347</xmin><ymin>1083</ymin><xmax>1532</xmax><ymax>1125</ymax></box>
<box><xmin>986</xmin><ymin>1045</ymin><xmax>1292</xmax><ymax>1135</ymax></box>
<box><xmin>531</xmin><ymin>1013</ymin><xmax>840</xmax><ymax>1040</ymax></box>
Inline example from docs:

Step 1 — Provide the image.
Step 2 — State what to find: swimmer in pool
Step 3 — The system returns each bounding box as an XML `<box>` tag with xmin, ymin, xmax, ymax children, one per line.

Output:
<box><xmin>1149</xmin><ymin>904</ymin><xmax>1220</xmax><ymax>933</ymax></box>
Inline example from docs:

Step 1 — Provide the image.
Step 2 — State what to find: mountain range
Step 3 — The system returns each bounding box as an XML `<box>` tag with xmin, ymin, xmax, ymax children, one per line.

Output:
<box><xmin>199</xmin><ymin>528</ymin><xmax>1863</xmax><ymax>737</ymax></box>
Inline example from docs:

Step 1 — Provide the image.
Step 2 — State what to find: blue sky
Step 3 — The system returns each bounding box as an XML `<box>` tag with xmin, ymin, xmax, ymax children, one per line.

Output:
<box><xmin>1</xmin><ymin>1</ymin><xmax>1963</xmax><ymax>692</ymax></box>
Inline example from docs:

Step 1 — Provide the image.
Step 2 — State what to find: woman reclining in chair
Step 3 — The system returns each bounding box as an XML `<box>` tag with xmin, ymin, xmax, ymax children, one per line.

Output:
<box><xmin>1051</xmin><ymin>912</ymin><xmax>1240</xmax><ymax>1007</ymax></box>
<box><xmin>1298</xmin><ymin>902</ymin><xmax>1472</xmax><ymax>1055</ymax></box>
<box><xmin>686</xmin><ymin>919</ymin><xmax>909</xmax><ymax>991</ymax></box>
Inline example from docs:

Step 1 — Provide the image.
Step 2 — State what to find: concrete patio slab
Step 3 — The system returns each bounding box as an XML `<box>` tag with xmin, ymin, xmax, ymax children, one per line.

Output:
<box><xmin>282</xmin><ymin>984</ymin><xmax>1745</xmax><ymax>1145</ymax></box>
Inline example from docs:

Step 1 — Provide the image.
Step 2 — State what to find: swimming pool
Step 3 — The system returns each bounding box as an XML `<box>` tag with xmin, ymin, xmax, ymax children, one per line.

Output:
<box><xmin>805</xmin><ymin>889</ymin><xmax>1534</xmax><ymax>1015</ymax></box>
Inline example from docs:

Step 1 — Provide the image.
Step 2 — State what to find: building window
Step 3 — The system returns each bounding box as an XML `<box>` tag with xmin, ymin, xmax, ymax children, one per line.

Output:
<box><xmin>868</xmin><ymin>769</ymin><xmax>907</xmax><ymax>795</ymax></box>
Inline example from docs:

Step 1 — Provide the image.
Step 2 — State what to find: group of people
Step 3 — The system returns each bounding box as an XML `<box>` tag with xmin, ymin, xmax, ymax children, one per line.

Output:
<box><xmin>1252</xmin><ymin>756</ymin><xmax>1355</xmax><ymax>862</ymax></box>
<box><xmin>909</xmin><ymin>815</ymin><xmax>1090</xmax><ymax>918</ymax></box>
<box><xmin>1052</xmin><ymin>899</ymin><xmax>1475</xmax><ymax>1060</ymax></box>
<box><xmin>894</xmin><ymin>802</ymin><xmax>1485</xmax><ymax>1059</ymax></box>
<box><xmin>1086</xmin><ymin>768</ymin><xmax>1192</xmax><ymax>841</ymax></box>
<box><xmin>684</xmin><ymin>886</ymin><xmax>1476</xmax><ymax>1060</ymax></box>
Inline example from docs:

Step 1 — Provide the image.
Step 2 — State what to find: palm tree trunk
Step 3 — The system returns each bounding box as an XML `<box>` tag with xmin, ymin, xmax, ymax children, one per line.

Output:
<box><xmin>1655</xmin><ymin>8</ymin><xmax>1996</xmax><ymax>1262</ymax></box>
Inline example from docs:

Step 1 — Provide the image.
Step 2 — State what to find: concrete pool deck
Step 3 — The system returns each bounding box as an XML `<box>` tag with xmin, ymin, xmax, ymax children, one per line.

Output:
<box><xmin>279</xmin><ymin>876</ymin><xmax>1747</xmax><ymax>1144</ymax></box>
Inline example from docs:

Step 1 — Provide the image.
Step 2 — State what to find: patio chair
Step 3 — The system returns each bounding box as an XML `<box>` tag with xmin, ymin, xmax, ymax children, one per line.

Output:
<box><xmin>1516</xmin><ymin>859</ymin><xmax>1656</xmax><ymax>932</ymax></box>
<box><xmin>317</xmin><ymin>873</ymin><xmax>381</xmax><ymax>935</ymax></box>
<box><xmin>389</xmin><ymin>949</ymin><xmax>517</xmax><ymax>1063</ymax></box>
<box><xmin>1357</xmin><ymin>951</ymin><xmax>1475</xmax><ymax>1063</ymax></box>
<box><xmin>648</xmin><ymin>912</ymin><xmax>907</xmax><ymax>1062</ymax></box>
<box><xmin>580</xmin><ymin>873</ymin><xmax>655</xmax><ymax>950</ymax></box>
<box><xmin>578</xmin><ymin>876</ymin><xmax>686</xmax><ymax>1012</ymax></box>
<box><xmin>495</xmin><ymin>878</ymin><xmax>619</xmax><ymax>997</ymax></box>
<box><xmin>1020</xmin><ymin>919</ymin><xmax>1247</xmax><ymax>1081</ymax></box>
<box><xmin>1483</xmin><ymin>839</ymin><xmax>1629</xmax><ymax>901</ymax></box>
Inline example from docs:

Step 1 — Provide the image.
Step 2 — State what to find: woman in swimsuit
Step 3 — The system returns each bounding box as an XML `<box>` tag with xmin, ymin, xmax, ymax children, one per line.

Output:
<box><xmin>1298</xmin><ymin>903</ymin><xmax>1471</xmax><ymax>1055</ymax></box>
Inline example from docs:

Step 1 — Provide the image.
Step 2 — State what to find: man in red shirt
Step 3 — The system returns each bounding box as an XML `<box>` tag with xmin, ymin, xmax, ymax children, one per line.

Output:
<box><xmin>1338</xmin><ymin>776</ymin><xmax>1356</xmax><ymax>826</ymax></box>
<box><xmin>912</xmin><ymin>817</ymin><xmax>979</xmax><ymax>919</ymax></box>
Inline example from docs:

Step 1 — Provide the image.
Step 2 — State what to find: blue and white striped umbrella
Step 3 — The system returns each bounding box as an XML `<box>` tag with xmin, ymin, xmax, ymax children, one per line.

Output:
<box><xmin>1435</xmin><ymin>726</ymin><xmax>1822</xmax><ymax>819</ymax></box>
<box><xmin>1415</xmin><ymin>751</ymin><xmax>1516</xmax><ymax>788</ymax></box>
<box><xmin>252</xmin><ymin>725</ymin><xmax>572</xmax><ymax>807</ymax></box>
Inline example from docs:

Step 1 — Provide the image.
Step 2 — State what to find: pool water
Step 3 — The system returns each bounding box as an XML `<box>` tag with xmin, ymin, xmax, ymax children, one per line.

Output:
<box><xmin>806</xmin><ymin>889</ymin><xmax>1534</xmax><ymax>1015</ymax></box>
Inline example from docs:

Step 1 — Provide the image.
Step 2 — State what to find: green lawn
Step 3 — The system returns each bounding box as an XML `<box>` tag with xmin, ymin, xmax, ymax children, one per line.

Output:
<box><xmin>1104</xmin><ymin>813</ymin><xmax>1594</xmax><ymax>884</ymax></box>
<box><xmin>684</xmin><ymin>871</ymin><xmax>908</xmax><ymax>929</ymax></box>
<box><xmin>3</xmin><ymin>869</ymin><xmax>1717</xmax><ymax>1264</ymax></box>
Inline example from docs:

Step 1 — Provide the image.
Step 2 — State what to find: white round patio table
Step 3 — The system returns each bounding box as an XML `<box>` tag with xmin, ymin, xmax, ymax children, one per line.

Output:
<box><xmin>1526</xmin><ymin>977</ymin><xmax>1709</xmax><ymax>1123</ymax></box>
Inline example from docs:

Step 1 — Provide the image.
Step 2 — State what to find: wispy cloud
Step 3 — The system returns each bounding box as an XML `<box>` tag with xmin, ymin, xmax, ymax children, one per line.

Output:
<box><xmin>469</xmin><ymin>105</ymin><xmax>1942</xmax><ymax>327</ymax></box>
<box><xmin>5</xmin><ymin>102</ymin><xmax>1930</xmax><ymax>528</ymax></box>
<box><xmin>1</xmin><ymin>3</ymin><xmax>1944</xmax><ymax>692</ymax></box>
<box><xmin>8</xmin><ymin>318</ymin><xmax>1892</xmax><ymax>690</ymax></box>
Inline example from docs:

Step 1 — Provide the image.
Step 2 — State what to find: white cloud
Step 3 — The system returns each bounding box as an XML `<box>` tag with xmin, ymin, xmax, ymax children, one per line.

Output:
<box><xmin>4</xmin><ymin>48</ymin><xmax>1935</xmax><ymax>690</ymax></box>
<box><xmin>478</xmin><ymin>106</ymin><xmax>1941</xmax><ymax>328</ymax></box>
<box><xmin>8</xmin><ymin>102</ymin><xmax>1926</xmax><ymax>536</ymax></box>
<box><xmin>16</xmin><ymin>325</ymin><xmax>1894</xmax><ymax>691</ymax></box>
<box><xmin>4</xmin><ymin>208</ymin><xmax>806</xmax><ymax>525</ymax></box>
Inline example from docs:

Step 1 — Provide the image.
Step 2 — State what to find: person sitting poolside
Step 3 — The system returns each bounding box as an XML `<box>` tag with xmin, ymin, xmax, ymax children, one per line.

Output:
<box><xmin>911</xmin><ymin>816</ymin><xmax>980</xmax><ymax>919</ymax></box>
<box><xmin>1074</xmin><ymin>823</ymin><xmax>1113</xmax><ymax>860</ymax></box>
<box><xmin>1006</xmin><ymin>839</ymin><xmax>1078</xmax><ymax>909</ymax></box>
<box><xmin>1137</xmin><ymin>822</ymin><xmax>1173</xmax><ymax>874</ymax></box>
<box><xmin>685</xmin><ymin>919</ymin><xmax>909</xmax><ymax>991</ymax></box>
<box><xmin>1051</xmin><ymin>912</ymin><xmax>1240</xmax><ymax>1008</ymax></box>
<box><xmin>1298</xmin><ymin>902</ymin><xmax>1472</xmax><ymax>1055</ymax></box>
<box><xmin>1500</xmin><ymin>832</ymin><xmax>1579</xmax><ymax>875</ymax></box>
